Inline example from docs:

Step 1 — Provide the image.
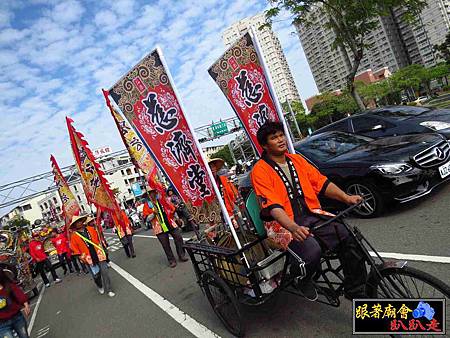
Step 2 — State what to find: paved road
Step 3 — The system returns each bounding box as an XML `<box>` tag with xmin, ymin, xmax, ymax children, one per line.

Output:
<box><xmin>29</xmin><ymin>183</ymin><xmax>450</xmax><ymax>338</ymax></box>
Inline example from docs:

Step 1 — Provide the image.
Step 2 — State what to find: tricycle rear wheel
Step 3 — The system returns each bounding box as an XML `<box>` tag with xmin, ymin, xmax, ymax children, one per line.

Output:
<box><xmin>202</xmin><ymin>270</ymin><xmax>244</xmax><ymax>337</ymax></box>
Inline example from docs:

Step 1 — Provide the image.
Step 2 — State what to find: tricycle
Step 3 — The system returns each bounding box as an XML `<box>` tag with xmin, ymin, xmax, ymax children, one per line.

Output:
<box><xmin>184</xmin><ymin>199</ymin><xmax>450</xmax><ymax>337</ymax></box>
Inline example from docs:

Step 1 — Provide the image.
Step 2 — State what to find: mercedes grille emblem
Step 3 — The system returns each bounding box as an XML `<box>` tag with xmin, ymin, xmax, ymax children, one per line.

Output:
<box><xmin>434</xmin><ymin>147</ymin><xmax>445</xmax><ymax>160</ymax></box>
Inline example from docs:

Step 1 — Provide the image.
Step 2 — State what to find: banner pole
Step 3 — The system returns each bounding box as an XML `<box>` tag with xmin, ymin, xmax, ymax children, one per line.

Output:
<box><xmin>156</xmin><ymin>47</ymin><xmax>247</xmax><ymax>256</ymax></box>
<box><xmin>249</xmin><ymin>27</ymin><xmax>296</xmax><ymax>153</ymax></box>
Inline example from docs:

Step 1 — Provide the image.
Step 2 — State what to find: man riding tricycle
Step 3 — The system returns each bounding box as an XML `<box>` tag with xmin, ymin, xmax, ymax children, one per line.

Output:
<box><xmin>184</xmin><ymin>122</ymin><xmax>450</xmax><ymax>337</ymax></box>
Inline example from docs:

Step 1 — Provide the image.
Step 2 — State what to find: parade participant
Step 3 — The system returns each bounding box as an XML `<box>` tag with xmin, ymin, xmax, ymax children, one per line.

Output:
<box><xmin>28</xmin><ymin>231</ymin><xmax>61</xmax><ymax>287</ymax></box>
<box><xmin>70</xmin><ymin>215</ymin><xmax>115</xmax><ymax>297</ymax></box>
<box><xmin>208</xmin><ymin>158</ymin><xmax>240</xmax><ymax>226</ymax></box>
<box><xmin>51</xmin><ymin>228</ymin><xmax>74</xmax><ymax>274</ymax></box>
<box><xmin>145</xmin><ymin>188</ymin><xmax>188</xmax><ymax>268</ymax></box>
<box><xmin>67</xmin><ymin>228</ymin><xmax>89</xmax><ymax>275</ymax></box>
<box><xmin>166</xmin><ymin>189</ymin><xmax>196</xmax><ymax>232</ymax></box>
<box><xmin>113</xmin><ymin>210</ymin><xmax>136</xmax><ymax>258</ymax></box>
<box><xmin>251</xmin><ymin>122</ymin><xmax>367</xmax><ymax>301</ymax></box>
<box><xmin>208</xmin><ymin>158</ymin><xmax>238</xmax><ymax>216</ymax></box>
<box><xmin>0</xmin><ymin>269</ymin><xmax>30</xmax><ymax>338</ymax></box>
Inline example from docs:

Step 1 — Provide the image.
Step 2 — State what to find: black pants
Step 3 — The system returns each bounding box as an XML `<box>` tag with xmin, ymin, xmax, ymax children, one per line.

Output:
<box><xmin>35</xmin><ymin>259</ymin><xmax>59</xmax><ymax>284</ymax></box>
<box><xmin>156</xmin><ymin>228</ymin><xmax>185</xmax><ymax>263</ymax></box>
<box><xmin>121</xmin><ymin>235</ymin><xmax>135</xmax><ymax>257</ymax></box>
<box><xmin>288</xmin><ymin>215</ymin><xmax>367</xmax><ymax>296</ymax></box>
<box><xmin>58</xmin><ymin>253</ymin><xmax>74</xmax><ymax>273</ymax></box>
<box><xmin>72</xmin><ymin>255</ymin><xmax>88</xmax><ymax>273</ymax></box>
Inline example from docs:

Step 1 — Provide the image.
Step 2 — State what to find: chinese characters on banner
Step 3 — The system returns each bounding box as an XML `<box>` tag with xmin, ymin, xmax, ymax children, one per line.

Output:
<box><xmin>208</xmin><ymin>32</ymin><xmax>280</xmax><ymax>155</ymax></box>
<box><xmin>66</xmin><ymin>117</ymin><xmax>124</xmax><ymax>227</ymax></box>
<box><xmin>108</xmin><ymin>49</ymin><xmax>221</xmax><ymax>224</ymax></box>
<box><xmin>50</xmin><ymin>155</ymin><xmax>81</xmax><ymax>227</ymax></box>
<box><xmin>105</xmin><ymin>92</ymin><xmax>158</xmax><ymax>180</ymax></box>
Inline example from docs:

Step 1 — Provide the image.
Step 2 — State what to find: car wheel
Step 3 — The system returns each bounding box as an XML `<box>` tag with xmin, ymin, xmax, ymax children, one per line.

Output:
<box><xmin>345</xmin><ymin>181</ymin><xmax>384</xmax><ymax>218</ymax></box>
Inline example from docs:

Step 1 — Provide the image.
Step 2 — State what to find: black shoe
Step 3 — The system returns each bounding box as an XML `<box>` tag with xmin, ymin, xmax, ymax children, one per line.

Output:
<box><xmin>295</xmin><ymin>279</ymin><xmax>318</xmax><ymax>301</ymax></box>
<box><xmin>132</xmin><ymin>255</ymin><xmax>136</xmax><ymax>258</ymax></box>
<box><xmin>63</xmin><ymin>270</ymin><xmax>68</xmax><ymax>275</ymax></box>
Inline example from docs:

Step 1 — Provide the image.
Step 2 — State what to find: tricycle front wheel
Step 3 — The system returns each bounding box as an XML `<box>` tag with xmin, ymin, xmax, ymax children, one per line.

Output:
<box><xmin>202</xmin><ymin>270</ymin><xmax>245</xmax><ymax>337</ymax></box>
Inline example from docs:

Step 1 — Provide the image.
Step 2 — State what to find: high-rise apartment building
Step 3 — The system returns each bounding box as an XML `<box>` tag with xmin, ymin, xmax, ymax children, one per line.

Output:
<box><xmin>223</xmin><ymin>13</ymin><xmax>301</xmax><ymax>103</ymax></box>
<box><xmin>296</xmin><ymin>0</ymin><xmax>450</xmax><ymax>93</ymax></box>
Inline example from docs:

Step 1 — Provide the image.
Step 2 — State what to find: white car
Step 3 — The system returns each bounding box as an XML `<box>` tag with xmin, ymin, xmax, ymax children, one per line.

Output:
<box><xmin>413</xmin><ymin>96</ymin><xmax>429</xmax><ymax>105</ymax></box>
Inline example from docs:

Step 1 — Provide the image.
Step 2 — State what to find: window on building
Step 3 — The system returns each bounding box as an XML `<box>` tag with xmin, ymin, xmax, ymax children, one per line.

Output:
<box><xmin>74</xmin><ymin>185</ymin><xmax>78</xmax><ymax>192</ymax></box>
<box><xmin>121</xmin><ymin>170</ymin><xmax>125</xmax><ymax>176</ymax></box>
<box><xmin>40</xmin><ymin>205</ymin><xmax>44</xmax><ymax>211</ymax></box>
<box><xmin>44</xmin><ymin>203</ymin><xmax>48</xmax><ymax>209</ymax></box>
<box><xmin>128</xmin><ymin>188</ymin><xmax>132</xmax><ymax>194</ymax></box>
<box><xmin>81</xmin><ymin>205</ymin><xmax>85</xmax><ymax>212</ymax></box>
<box><xmin>77</xmin><ymin>195</ymin><xmax>81</xmax><ymax>202</ymax></box>
<box><xmin>22</xmin><ymin>204</ymin><xmax>32</xmax><ymax>211</ymax></box>
<box><xmin>134</xmin><ymin>167</ymin><xmax>138</xmax><ymax>174</ymax></box>
<box><xmin>124</xmin><ymin>179</ymin><xmax>128</xmax><ymax>184</ymax></box>
<box><xmin>53</xmin><ymin>197</ymin><xmax>57</xmax><ymax>204</ymax></box>
<box><xmin>126</xmin><ymin>168</ymin><xmax>132</xmax><ymax>175</ymax></box>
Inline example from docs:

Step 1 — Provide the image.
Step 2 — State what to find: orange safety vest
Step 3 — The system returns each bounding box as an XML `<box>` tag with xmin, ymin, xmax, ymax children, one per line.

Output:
<box><xmin>69</xmin><ymin>226</ymin><xmax>107</xmax><ymax>264</ymax></box>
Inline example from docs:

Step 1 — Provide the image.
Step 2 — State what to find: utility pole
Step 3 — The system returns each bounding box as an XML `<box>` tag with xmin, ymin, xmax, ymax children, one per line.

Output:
<box><xmin>286</xmin><ymin>100</ymin><xmax>303</xmax><ymax>140</ymax></box>
<box><xmin>228</xmin><ymin>141</ymin><xmax>237</xmax><ymax>164</ymax></box>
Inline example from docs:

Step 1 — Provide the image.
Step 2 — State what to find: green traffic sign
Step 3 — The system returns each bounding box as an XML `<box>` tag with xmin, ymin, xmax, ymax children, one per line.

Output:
<box><xmin>210</xmin><ymin>121</ymin><xmax>228</xmax><ymax>136</ymax></box>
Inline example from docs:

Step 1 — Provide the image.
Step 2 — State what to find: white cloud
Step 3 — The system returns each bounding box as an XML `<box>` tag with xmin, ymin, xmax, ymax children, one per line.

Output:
<box><xmin>0</xmin><ymin>8</ymin><xmax>13</xmax><ymax>28</ymax></box>
<box><xmin>51</xmin><ymin>0</ymin><xmax>85</xmax><ymax>25</ymax></box>
<box><xmin>0</xmin><ymin>28</ymin><xmax>28</xmax><ymax>45</ymax></box>
<box><xmin>0</xmin><ymin>0</ymin><xmax>319</xmax><ymax>187</ymax></box>
<box><xmin>94</xmin><ymin>10</ymin><xmax>118</xmax><ymax>31</ymax></box>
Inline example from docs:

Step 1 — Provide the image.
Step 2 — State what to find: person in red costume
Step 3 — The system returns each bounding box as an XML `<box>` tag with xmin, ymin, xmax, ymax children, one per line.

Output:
<box><xmin>51</xmin><ymin>228</ymin><xmax>74</xmax><ymax>274</ymax></box>
<box><xmin>29</xmin><ymin>231</ymin><xmax>61</xmax><ymax>287</ymax></box>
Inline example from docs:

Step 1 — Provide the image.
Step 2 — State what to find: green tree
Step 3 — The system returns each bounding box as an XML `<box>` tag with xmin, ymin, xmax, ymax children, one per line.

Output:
<box><xmin>282</xmin><ymin>100</ymin><xmax>306</xmax><ymax>138</ymax></box>
<box><xmin>309</xmin><ymin>92</ymin><xmax>358</xmax><ymax>129</ymax></box>
<box><xmin>428</xmin><ymin>63</ymin><xmax>450</xmax><ymax>87</ymax></box>
<box><xmin>281</xmin><ymin>100</ymin><xmax>305</xmax><ymax>115</ymax></box>
<box><xmin>7</xmin><ymin>216</ymin><xmax>30</xmax><ymax>230</ymax></box>
<box><xmin>434</xmin><ymin>31</ymin><xmax>450</xmax><ymax>64</ymax></box>
<box><xmin>357</xmin><ymin>80</ymin><xmax>400</xmax><ymax>106</ymax></box>
<box><xmin>210</xmin><ymin>146</ymin><xmax>234</xmax><ymax>166</ymax></box>
<box><xmin>266</xmin><ymin>0</ymin><xmax>427</xmax><ymax>109</ymax></box>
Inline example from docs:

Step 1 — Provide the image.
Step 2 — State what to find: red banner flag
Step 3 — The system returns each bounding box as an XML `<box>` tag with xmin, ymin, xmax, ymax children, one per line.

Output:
<box><xmin>107</xmin><ymin>48</ymin><xmax>221</xmax><ymax>224</ymax></box>
<box><xmin>209</xmin><ymin>32</ymin><xmax>285</xmax><ymax>155</ymax></box>
<box><xmin>66</xmin><ymin>117</ymin><xmax>124</xmax><ymax>227</ymax></box>
<box><xmin>50</xmin><ymin>155</ymin><xmax>81</xmax><ymax>227</ymax></box>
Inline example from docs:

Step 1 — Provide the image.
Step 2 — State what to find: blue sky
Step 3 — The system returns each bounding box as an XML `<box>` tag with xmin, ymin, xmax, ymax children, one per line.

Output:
<box><xmin>0</xmin><ymin>0</ymin><xmax>318</xmax><ymax>186</ymax></box>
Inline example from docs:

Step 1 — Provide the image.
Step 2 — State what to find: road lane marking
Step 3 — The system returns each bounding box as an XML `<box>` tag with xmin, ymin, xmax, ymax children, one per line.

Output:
<box><xmin>36</xmin><ymin>325</ymin><xmax>50</xmax><ymax>338</ymax></box>
<box><xmin>28</xmin><ymin>285</ymin><xmax>45</xmax><ymax>335</ymax></box>
<box><xmin>370</xmin><ymin>251</ymin><xmax>450</xmax><ymax>264</ymax></box>
<box><xmin>110</xmin><ymin>262</ymin><xmax>221</xmax><ymax>338</ymax></box>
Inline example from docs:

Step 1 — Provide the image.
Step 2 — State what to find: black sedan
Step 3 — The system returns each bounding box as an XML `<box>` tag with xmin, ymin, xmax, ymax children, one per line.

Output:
<box><xmin>312</xmin><ymin>106</ymin><xmax>450</xmax><ymax>140</ymax></box>
<box><xmin>294</xmin><ymin>131</ymin><xmax>450</xmax><ymax>217</ymax></box>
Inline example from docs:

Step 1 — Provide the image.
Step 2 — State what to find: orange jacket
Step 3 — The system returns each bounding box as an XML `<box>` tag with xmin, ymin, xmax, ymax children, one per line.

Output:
<box><xmin>69</xmin><ymin>226</ymin><xmax>107</xmax><ymax>264</ymax></box>
<box><xmin>218</xmin><ymin>176</ymin><xmax>238</xmax><ymax>216</ymax></box>
<box><xmin>251</xmin><ymin>153</ymin><xmax>330</xmax><ymax>248</ymax></box>
<box><xmin>112</xmin><ymin>211</ymin><xmax>132</xmax><ymax>238</ymax></box>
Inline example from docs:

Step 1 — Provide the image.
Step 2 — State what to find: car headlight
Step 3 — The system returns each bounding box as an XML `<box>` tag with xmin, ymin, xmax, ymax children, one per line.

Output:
<box><xmin>420</xmin><ymin>121</ymin><xmax>450</xmax><ymax>131</ymax></box>
<box><xmin>370</xmin><ymin>163</ymin><xmax>413</xmax><ymax>175</ymax></box>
